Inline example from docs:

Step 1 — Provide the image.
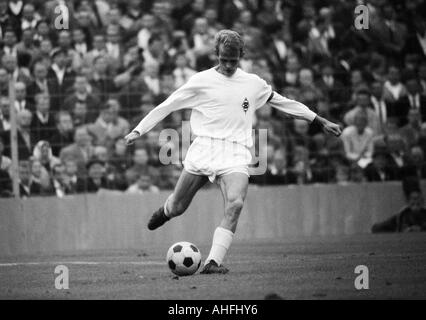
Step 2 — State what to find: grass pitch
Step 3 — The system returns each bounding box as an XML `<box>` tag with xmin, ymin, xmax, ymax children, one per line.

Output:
<box><xmin>0</xmin><ymin>233</ymin><xmax>425</xmax><ymax>299</ymax></box>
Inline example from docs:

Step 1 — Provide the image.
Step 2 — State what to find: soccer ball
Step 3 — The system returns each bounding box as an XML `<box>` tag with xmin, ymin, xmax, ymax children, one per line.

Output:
<box><xmin>166</xmin><ymin>241</ymin><xmax>202</xmax><ymax>276</ymax></box>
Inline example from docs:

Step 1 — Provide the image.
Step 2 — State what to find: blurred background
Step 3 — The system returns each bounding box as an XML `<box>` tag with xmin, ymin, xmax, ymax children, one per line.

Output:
<box><xmin>0</xmin><ymin>0</ymin><xmax>426</xmax><ymax>197</ymax></box>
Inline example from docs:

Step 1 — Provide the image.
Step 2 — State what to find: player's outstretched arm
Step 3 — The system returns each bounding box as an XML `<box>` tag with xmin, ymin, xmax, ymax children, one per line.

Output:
<box><xmin>266</xmin><ymin>91</ymin><xmax>341</xmax><ymax>137</ymax></box>
<box><xmin>312</xmin><ymin>115</ymin><xmax>342</xmax><ymax>137</ymax></box>
<box><xmin>124</xmin><ymin>131</ymin><xmax>140</xmax><ymax>145</ymax></box>
<box><xmin>124</xmin><ymin>77</ymin><xmax>199</xmax><ymax>145</ymax></box>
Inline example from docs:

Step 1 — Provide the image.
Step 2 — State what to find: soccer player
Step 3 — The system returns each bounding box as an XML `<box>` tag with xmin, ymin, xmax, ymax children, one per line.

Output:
<box><xmin>125</xmin><ymin>30</ymin><xmax>341</xmax><ymax>274</ymax></box>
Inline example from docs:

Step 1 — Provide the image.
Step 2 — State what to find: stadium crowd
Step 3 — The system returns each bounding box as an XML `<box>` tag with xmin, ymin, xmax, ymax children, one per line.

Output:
<box><xmin>0</xmin><ymin>0</ymin><xmax>426</xmax><ymax>198</ymax></box>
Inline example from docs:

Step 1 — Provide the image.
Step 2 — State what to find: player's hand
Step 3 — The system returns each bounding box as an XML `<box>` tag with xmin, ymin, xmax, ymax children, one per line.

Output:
<box><xmin>323</xmin><ymin>121</ymin><xmax>342</xmax><ymax>137</ymax></box>
<box><xmin>315</xmin><ymin>116</ymin><xmax>342</xmax><ymax>137</ymax></box>
<box><xmin>124</xmin><ymin>131</ymin><xmax>140</xmax><ymax>145</ymax></box>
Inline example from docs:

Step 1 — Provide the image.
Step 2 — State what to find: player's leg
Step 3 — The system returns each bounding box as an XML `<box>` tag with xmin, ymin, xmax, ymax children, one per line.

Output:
<box><xmin>201</xmin><ymin>172</ymin><xmax>249</xmax><ymax>274</ymax></box>
<box><xmin>165</xmin><ymin>169</ymin><xmax>209</xmax><ymax>218</ymax></box>
<box><xmin>147</xmin><ymin>169</ymin><xmax>208</xmax><ymax>230</ymax></box>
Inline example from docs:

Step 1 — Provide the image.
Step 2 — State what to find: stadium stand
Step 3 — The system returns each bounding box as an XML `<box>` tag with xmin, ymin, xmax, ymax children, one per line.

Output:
<box><xmin>0</xmin><ymin>0</ymin><xmax>426</xmax><ymax>197</ymax></box>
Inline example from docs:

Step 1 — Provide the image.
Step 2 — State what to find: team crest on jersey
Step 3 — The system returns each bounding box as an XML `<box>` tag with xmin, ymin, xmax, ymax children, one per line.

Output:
<box><xmin>242</xmin><ymin>98</ymin><xmax>249</xmax><ymax>113</ymax></box>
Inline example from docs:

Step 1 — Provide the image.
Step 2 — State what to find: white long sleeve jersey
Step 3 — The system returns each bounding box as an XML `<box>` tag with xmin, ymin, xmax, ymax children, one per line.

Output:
<box><xmin>133</xmin><ymin>67</ymin><xmax>317</xmax><ymax>148</ymax></box>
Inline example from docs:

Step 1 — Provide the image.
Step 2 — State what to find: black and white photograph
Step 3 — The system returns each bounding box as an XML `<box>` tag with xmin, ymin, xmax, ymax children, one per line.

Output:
<box><xmin>0</xmin><ymin>0</ymin><xmax>425</xmax><ymax>311</ymax></box>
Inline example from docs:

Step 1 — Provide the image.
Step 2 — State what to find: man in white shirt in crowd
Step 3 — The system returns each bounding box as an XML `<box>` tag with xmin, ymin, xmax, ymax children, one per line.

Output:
<box><xmin>341</xmin><ymin>110</ymin><xmax>375</xmax><ymax>168</ymax></box>
<box><xmin>344</xmin><ymin>89</ymin><xmax>381</xmax><ymax>135</ymax></box>
<box><xmin>0</xmin><ymin>97</ymin><xmax>11</xmax><ymax>131</ymax></box>
<box><xmin>14</xmin><ymin>81</ymin><xmax>31</xmax><ymax>112</ymax></box>
<box><xmin>125</xmin><ymin>30</ymin><xmax>341</xmax><ymax>274</ymax></box>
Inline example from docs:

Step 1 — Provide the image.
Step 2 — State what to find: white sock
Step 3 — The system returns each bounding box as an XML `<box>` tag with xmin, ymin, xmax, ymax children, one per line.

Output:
<box><xmin>205</xmin><ymin>227</ymin><xmax>234</xmax><ymax>266</ymax></box>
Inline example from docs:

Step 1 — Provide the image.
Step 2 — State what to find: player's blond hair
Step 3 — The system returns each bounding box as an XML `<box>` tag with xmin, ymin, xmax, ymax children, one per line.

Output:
<box><xmin>214</xmin><ymin>29</ymin><xmax>245</xmax><ymax>57</ymax></box>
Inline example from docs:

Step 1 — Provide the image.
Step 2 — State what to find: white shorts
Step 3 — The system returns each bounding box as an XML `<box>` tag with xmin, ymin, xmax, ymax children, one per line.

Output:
<box><xmin>183</xmin><ymin>137</ymin><xmax>252</xmax><ymax>183</ymax></box>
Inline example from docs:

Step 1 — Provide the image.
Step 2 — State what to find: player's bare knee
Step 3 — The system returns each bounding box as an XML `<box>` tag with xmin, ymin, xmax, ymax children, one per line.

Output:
<box><xmin>226</xmin><ymin>197</ymin><xmax>244</xmax><ymax>216</ymax></box>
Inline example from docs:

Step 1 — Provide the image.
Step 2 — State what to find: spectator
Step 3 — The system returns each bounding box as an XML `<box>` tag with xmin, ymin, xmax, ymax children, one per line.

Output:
<box><xmin>32</xmin><ymin>140</ymin><xmax>60</xmax><ymax>173</ymax></box>
<box><xmin>307</xmin><ymin>14</ymin><xmax>335</xmax><ymax>59</ymax></box>
<box><xmin>27</xmin><ymin>60</ymin><xmax>55</xmax><ymax>105</ymax></box>
<box><xmin>310</xmin><ymin>133</ymin><xmax>336</xmax><ymax>183</ymax></box>
<box><xmin>372</xmin><ymin>188</ymin><xmax>426</xmax><ymax>233</ymax></box>
<box><xmin>386</xmin><ymin>133</ymin><xmax>408</xmax><ymax>178</ymax></box>
<box><xmin>130</xmin><ymin>147</ymin><xmax>158</xmax><ymax>178</ymax></box>
<box><xmin>403</xmin><ymin>14</ymin><xmax>425</xmax><ymax>57</ymax></box>
<box><xmin>72</xmin><ymin>27</ymin><xmax>90</xmax><ymax>58</ymax></box>
<box><xmin>50</xmin><ymin>111</ymin><xmax>75</xmax><ymax>157</ymax></box>
<box><xmin>126</xmin><ymin>173</ymin><xmax>160</xmax><ymax>194</ymax></box>
<box><xmin>109</xmin><ymin>137</ymin><xmax>131</xmax><ymax>172</ymax></box>
<box><xmin>341</xmin><ymin>110</ymin><xmax>374</xmax><ymax>168</ymax></box>
<box><xmin>63</xmin><ymin>74</ymin><xmax>101</xmax><ymax>122</ymax></box>
<box><xmin>0</xmin><ymin>96</ymin><xmax>11</xmax><ymax>131</ymax></box>
<box><xmin>364</xmin><ymin>150</ymin><xmax>396</xmax><ymax>182</ymax></box>
<box><xmin>396</xmin><ymin>77</ymin><xmax>426</xmax><ymax>125</ymax></box>
<box><xmin>106</xmin><ymin>138</ymin><xmax>130</xmax><ymax>191</ymax></box>
<box><xmin>33</xmin><ymin>20</ymin><xmax>54</xmax><ymax>47</ymax></box>
<box><xmin>14</xmin><ymin>81</ymin><xmax>33</xmax><ymax>112</ymax></box>
<box><xmin>63</xmin><ymin>157</ymin><xmax>78</xmax><ymax>194</ymax></box>
<box><xmin>267</xmin><ymin>147</ymin><xmax>297</xmax><ymax>185</ymax></box>
<box><xmin>47</xmin><ymin>49</ymin><xmax>76</xmax><ymax>110</ymax></box>
<box><xmin>38</xmin><ymin>39</ymin><xmax>54</xmax><ymax>63</ymax></box>
<box><xmin>370</xmin><ymin>81</ymin><xmax>392</xmax><ymax>132</ymax></box>
<box><xmin>316</xmin><ymin>63</ymin><xmax>348</xmax><ymax>107</ymax></box>
<box><xmin>291</xmin><ymin>145</ymin><xmax>312</xmax><ymax>185</ymax></box>
<box><xmin>235</xmin><ymin>10</ymin><xmax>262</xmax><ymax>49</ymax></box>
<box><xmin>399</xmin><ymin>109</ymin><xmax>422</xmax><ymax>148</ymax></box>
<box><xmin>1</xmin><ymin>28</ymin><xmax>18</xmax><ymax>58</ymax></box>
<box><xmin>16</xmin><ymin>28</ymin><xmax>38</xmax><ymax>59</ymax></box>
<box><xmin>105</xmin><ymin>25</ymin><xmax>124</xmax><ymax>72</ymax></box>
<box><xmin>29</xmin><ymin>157</ymin><xmax>51</xmax><ymax>193</ymax></box>
<box><xmin>383</xmin><ymin>65</ymin><xmax>407</xmax><ymax>106</ymax></box>
<box><xmin>55</xmin><ymin>30</ymin><xmax>81</xmax><ymax>72</ymax></box>
<box><xmin>0</xmin><ymin>136</ymin><xmax>12</xmax><ymax>174</ymax></box>
<box><xmin>137</xmin><ymin>13</ymin><xmax>156</xmax><ymax>50</ymax></box>
<box><xmin>83</xmin><ymin>33</ymin><xmax>108</xmax><ymax>67</ymax></box>
<box><xmin>298</xmin><ymin>68</ymin><xmax>323</xmax><ymax>103</ymax></box>
<box><xmin>344</xmin><ymin>89</ymin><xmax>381</xmax><ymax>135</ymax></box>
<box><xmin>104</xmin><ymin>7</ymin><xmax>128</xmax><ymax>40</ymax></box>
<box><xmin>146</xmin><ymin>35</ymin><xmax>174</xmax><ymax>72</ymax></box>
<box><xmin>190</xmin><ymin>16</ymin><xmax>216</xmax><ymax>71</ymax></box>
<box><xmin>59</xmin><ymin>126</ymin><xmax>94</xmax><ymax>178</ymax></box>
<box><xmin>204</xmin><ymin>7</ymin><xmax>223</xmax><ymax>35</ymax></box>
<box><xmin>0</xmin><ymin>166</ymin><xmax>13</xmax><ymax>197</ymax></box>
<box><xmin>18</xmin><ymin>160</ymin><xmax>42</xmax><ymax>197</ymax></box>
<box><xmin>173</xmin><ymin>53</ymin><xmax>196</xmax><ymax>88</ymax></box>
<box><xmin>0</xmin><ymin>67</ymin><xmax>9</xmax><ymax>97</ymax></box>
<box><xmin>87</xmin><ymin>98</ymin><xmax>129</xmax><ymax>147</ymax></box>
<box><xmin>335</xmin><ymin>162</ymin><xmax>350</xmax><ymax>185</ymax></box>
<box><xmin>30</xmin><ymin>93</ymin><xmax>56</xmax><ymax>143</ymax></box>
<box><xmin>90</xmin><ymin>55</ymin><xmax>117</xmax><ymax>102</ymax></box>
<box><xmin>1</xmin><ymin>108</ymin><xmax>33</xmax><ymax>160</ymax></box>
<box><xmin>20</xmin><ymin>3</ymin><xmax>40</xmax><ymax>31</ymax></box>
<box><xmin>369</xmin><ymin>3</ymin><xmax>407</xmax><ymax>59</ymax></box>
<box><xmin>401</xmin><ymin>146</ymin><xmax>426</xmax><ymax>181</ymax></box>
<box><xmin>50</xmin><ymin>163</ymin><xmax>70</xmax><ymax>198</ymax></box>
<box><xmin>76</xmin><ymin>159</ymin><xmax>112</xmax><ymax>193</ymax></box>
<box><xmin>282</xmin><ymin>55</ymin><xmax>300</xmax><ymax>87</ymax></box>
<box><xmin>291</xmin><ymin>119</ymin><xmax>313</xmax><ymax>149</ymax></box>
